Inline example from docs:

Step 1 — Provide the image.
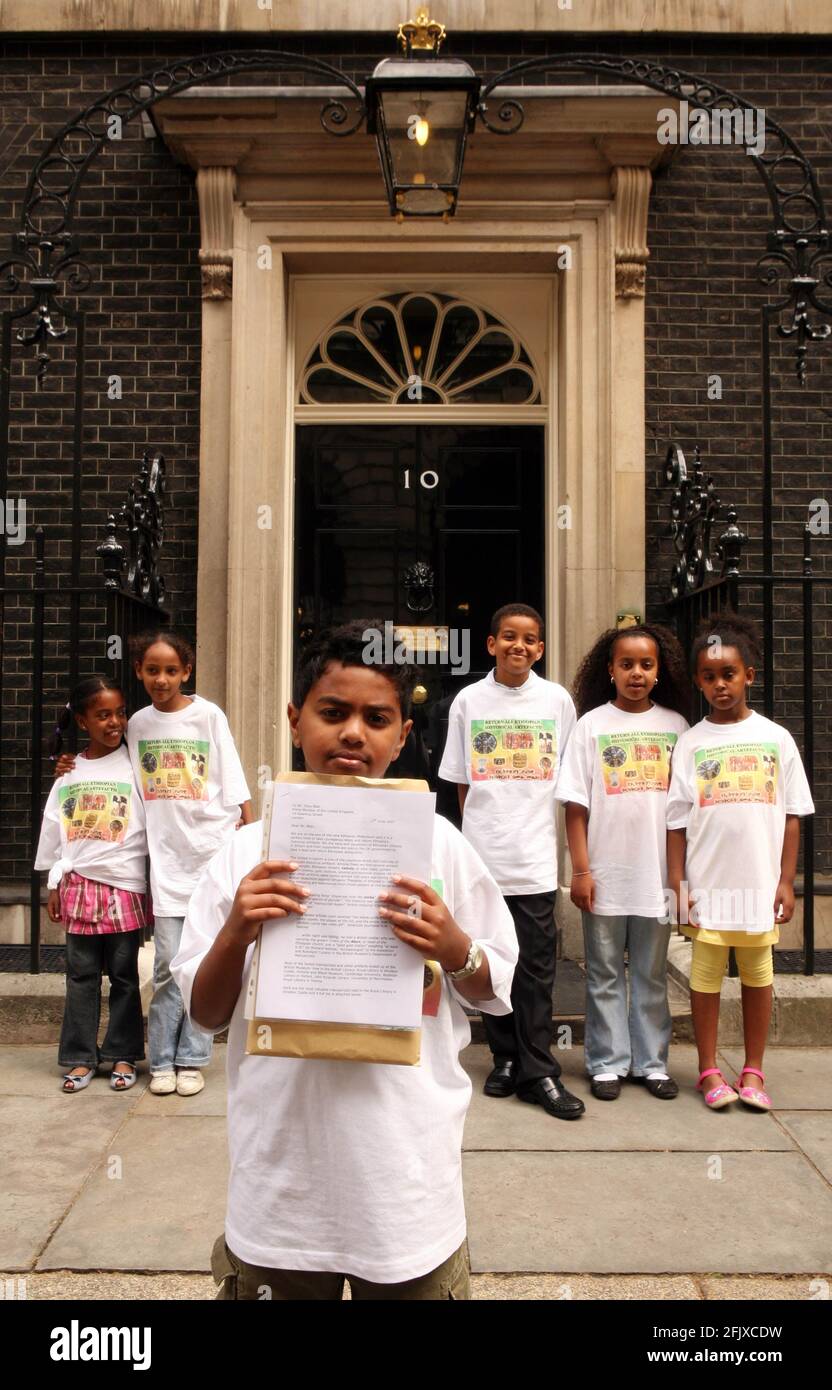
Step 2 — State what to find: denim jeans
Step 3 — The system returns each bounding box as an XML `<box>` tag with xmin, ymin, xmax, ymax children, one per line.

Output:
<box><xmin>581</xmin><ymin>911</ymin><xmax>672</xmax><ymax>1077</ymax></box>
<box><xmin>148</xmin><ymin>916</ymin><xmax>213</xmax><ymax>1073</ymax></box>
<box><xmin>59</xmin><ymin>929</ymin><xmax>145</xmax><ymax>1070</ymax></box>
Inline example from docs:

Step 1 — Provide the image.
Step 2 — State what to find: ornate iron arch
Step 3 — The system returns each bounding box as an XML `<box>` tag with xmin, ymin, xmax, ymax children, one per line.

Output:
<box><xmin>0</xmin><ymin>48</ymin><xmax>830</xmax><ymax>382</ymax></box>
<box><xmin>0</xmin><ymin>50</ymin><xmax>366</xmax><ymax>378</ymax></box>
<box><xmin>477</xmin><ymin>53</ymin><xmax>832</xmax><ymax>385</ymax></box>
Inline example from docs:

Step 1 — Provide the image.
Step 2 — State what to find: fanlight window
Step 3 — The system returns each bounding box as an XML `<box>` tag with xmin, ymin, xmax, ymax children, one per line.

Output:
<box><xmin>299</xmin><ymin>292</ymin><xmax>541</xmax><ymax>405</ymax></box>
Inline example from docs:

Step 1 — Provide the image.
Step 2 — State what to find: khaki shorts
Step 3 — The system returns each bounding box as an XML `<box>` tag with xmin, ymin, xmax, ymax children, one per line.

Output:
<box><xmin>211</xmin><ymin>1232</ymin><xmax>470</xmax><ymax>1301</ymax></box>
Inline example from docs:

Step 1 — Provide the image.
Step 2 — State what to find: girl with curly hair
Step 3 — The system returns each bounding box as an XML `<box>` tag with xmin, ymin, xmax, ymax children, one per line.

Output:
<box><xmin>557</xmin><ymin>624</ymin><xmax>690</xmax><ymax>1101</ymax></box>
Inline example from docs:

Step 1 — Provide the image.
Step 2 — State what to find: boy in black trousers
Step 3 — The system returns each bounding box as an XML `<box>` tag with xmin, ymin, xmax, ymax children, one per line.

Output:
<box><xmin>439</xmin><ymin>604</ymin><xmax>584</xmax><ymax>1119</ymax></box>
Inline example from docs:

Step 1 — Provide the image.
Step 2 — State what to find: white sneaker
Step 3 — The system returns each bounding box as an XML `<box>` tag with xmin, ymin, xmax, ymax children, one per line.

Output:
<box><xmin>149</xmin><ymin>1071</ymin><xmax>176</xmax><ymax>1095</ymax></box>
<box><xmin>176</xmin><ymin>1069</ymin><xmax>205</xmax><ymax>1096</ymax></box>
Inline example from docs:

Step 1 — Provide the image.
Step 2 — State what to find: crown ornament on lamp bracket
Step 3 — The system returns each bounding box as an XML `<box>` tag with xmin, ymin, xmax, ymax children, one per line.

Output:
<box><xmin>397</xmin><ymin>9</ymin><xmax>446</xmax><ymax>57</ymax></box>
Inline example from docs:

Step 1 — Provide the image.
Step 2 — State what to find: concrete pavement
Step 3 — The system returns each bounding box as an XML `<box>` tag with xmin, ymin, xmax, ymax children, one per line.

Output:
<box><xmin>2</xmin><ymin>1042</ymin><xmax>831</xmax><ymax>1298</ymax></box>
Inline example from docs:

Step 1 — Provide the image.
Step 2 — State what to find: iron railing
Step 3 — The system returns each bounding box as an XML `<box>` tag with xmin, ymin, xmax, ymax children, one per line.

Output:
<box><xmin>0</xmin><ymin>453</ymin><xmax>168</xmax><ymax>971</ymax></box>
<box><xmin>663</xmin><ymin>443</ymin><xmax>825</xmax><ymax>975</ymax></box>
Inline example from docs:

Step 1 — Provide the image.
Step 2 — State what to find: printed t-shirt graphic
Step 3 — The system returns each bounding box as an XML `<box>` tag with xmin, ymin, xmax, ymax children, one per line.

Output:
<box><xmin>470</xmin><ymin>720</ymin><xmax>557</xmax><ymax>781</ymax></box>
<box><xmin>127</xmin><ymin>694</ymin><xmax>251</xmax><ymax>917</ymax></box>
<box><xmin>60</xmin><ymin>780</ymin><xmax>133</xmax><ymax>843</ymax></box>
<box><xmin>138</xmin><ymin>739</ymin><xmax>210</xmax><ymax>801</ymax></box>
<box><xmin>596</xmin><ymin>731</ymin><xmax>678</xmax><ymax>795</ymax></box>
<box><xmin>34</xmin><ymin>744</ymin><xmax>148</xmax><ymax>894</ymax></box>
<box><xmin>665</xmin><ymin>711</ymin><xmax>814</xmax><ymax>937</ymax></box>
<box><xmin>438</xmin><ymin>669</ymin><xmax>577</xmax><ymax>895</ymax></box>
<box><xmin>695</xmin><ymin>742</ymin><xmax>778</xmax><ymax>808</ymax></box>
<box><xmin>555</xmin><ymin>703</ymin><xmax>689</xmax><ymax>917</ymax></box>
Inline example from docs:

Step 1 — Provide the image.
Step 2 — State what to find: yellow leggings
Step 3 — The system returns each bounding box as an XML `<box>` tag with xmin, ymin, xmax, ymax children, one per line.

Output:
<box><xmin>690</xmin><ymin>939</ymin><xmax>773</xmax><ymax>992</ymax></box>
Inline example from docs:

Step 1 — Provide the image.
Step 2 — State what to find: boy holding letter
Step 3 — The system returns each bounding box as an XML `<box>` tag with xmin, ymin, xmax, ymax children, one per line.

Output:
<box><xmin>171</xmin><ymin>621</ymin><xmax>517</xmax><ymax>1300</ymax></box>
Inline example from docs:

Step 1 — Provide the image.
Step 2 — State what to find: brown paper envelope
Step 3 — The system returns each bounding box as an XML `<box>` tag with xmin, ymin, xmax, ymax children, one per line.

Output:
<box><xmin>245</xmin><ymin>1017</ymin><xmax>421</xmax><ymax>1065</ymax></box>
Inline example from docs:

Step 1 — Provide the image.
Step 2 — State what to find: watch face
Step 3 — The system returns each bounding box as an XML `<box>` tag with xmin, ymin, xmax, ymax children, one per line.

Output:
<box><xmin>452</xmin><ymin>942</ymin><xmax>482</xmax><ymax>978</ymax></box>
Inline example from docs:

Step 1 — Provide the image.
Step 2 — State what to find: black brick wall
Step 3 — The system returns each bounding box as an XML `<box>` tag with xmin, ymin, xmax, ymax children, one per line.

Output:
<box><xmin>1</xmin><ymin>30</ymin><xmax>829</xmax><ymax>883</ymax></box>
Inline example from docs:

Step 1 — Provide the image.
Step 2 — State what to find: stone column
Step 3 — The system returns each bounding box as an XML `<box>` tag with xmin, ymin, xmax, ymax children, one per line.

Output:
<box><xmin>195</xmin><ymin>165</ymin><xmax>237</xmax><ymax>707</ymax></box>
<box><xmin>610</xmin><ymin>165</ymin><xmax>652</xmax><ymax>625</ymax></box>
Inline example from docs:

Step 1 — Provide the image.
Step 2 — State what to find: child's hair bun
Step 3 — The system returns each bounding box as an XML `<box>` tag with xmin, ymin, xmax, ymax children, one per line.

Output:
<box><xmin>691</xmin><ymin>609</ymin><xmax>763</xmax><ymax>671</ymax></box>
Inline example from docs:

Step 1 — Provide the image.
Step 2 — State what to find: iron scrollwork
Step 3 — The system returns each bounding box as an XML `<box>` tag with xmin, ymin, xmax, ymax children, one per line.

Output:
<box><xmin>0</xmin><ymin>50</ymin><xmax>366</xmax><ymax>379</ymax></box>
<box><xmin>1</xmin><ymin>48</ymin><xmax>829</xmax><ymax>384</ymax></box>
<box><xmin>665</xmin><ymin>443</ymin><xmax>748</xmax><ymax>598</ymax></box>
<box><xmin>97</xmin><ymin>451</ymin><xmax>166</xmax><ymax>605</ymax></box>
<box><xmin>477</xmin><ymin>54</ymin><xmax>831</xmax><ymax>383</ymax></box>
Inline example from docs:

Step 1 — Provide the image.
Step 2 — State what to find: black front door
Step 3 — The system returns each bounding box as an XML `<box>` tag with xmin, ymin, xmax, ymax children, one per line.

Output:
<box><xmin>294</xmin><ymin>423</ymin><xmax>545</xmax><ymax>805</ymax></box>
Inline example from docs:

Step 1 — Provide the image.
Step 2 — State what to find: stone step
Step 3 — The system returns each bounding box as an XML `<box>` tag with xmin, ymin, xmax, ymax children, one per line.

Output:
<box><xmin>469</xmin><ymin>957</ymin><xmax>693</xmax><ymax>1044</ymax></box>
<box><xmin>0</xmin><ymin>944</ymin><xmax>156</xmax><ymax>1044</ymax></box>
<box><xmin>4</xmin><ymin>938</ymin><xmax>830</xmax><ymax>1048</ymax></box>
<box><xmin>667</xmin><ymin>934</ymin><xmax>832</xmax><ymax>1045</ymax></box>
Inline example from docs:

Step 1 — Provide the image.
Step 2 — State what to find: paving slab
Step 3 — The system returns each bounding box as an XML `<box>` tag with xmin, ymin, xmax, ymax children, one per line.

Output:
<box><xmin>463</xmin><ymin>1151</ymin><xmax>832</xmax><ymax>1273</ymax></box>
<box><xmin>0</xmin><ymin>1044</ymin><xmax>150</xmax><ymax>1098</ymax></box>
<box><xmin>1</xmin><ymin>1095</ymin><xmax>126</xmax><ymax>1270</ymax></box>
<box><xmin>776</xmin><ymin>1112</ymin><xmax>832</xmax><ymax>1183</ymax></box>
<box><xmin>131</xmin><ymin>1055</ymin><xmax>227</xmax><ymax>1116</ymax></box>
<box><xmin>701</xmin><ymin>1275</ymin><xmax>831</xmax><ymax>1300</ymax></box>
<box><xmin>0</xmin><ymin>1271</ymin><xmax>216</xmax><ymax>1300</ymax></box>
<box><xmin>37</xmin><ymin>1115</ymin><xmax>228</xmax><ymax>1272</ymax></box>
<box><xmin>470</xmin><ymin>1274</ymin><xmax>702</xmax><ymax>1300</ymax></box>
<box><xmin>463</xmin><ymin>1044</ymin><xmax>794</xmax><ymax>1152</ymax></box>
<box><xmin>3</xmin><ymin>1269</ymin><xmax>827</xmax><ymax>1301</ymax></box>
<box><xmin>719</xmin><ymin>1048</ymin><xmax>832</xmax><ymax>1109</ymax></box>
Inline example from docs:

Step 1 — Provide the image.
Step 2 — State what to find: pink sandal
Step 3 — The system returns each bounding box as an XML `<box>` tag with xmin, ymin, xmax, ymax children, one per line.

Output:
<box><xmin>738</xmin><ymin>1067</ymin><xmax>772</xmax><ymax>1111</ymax></box>
<box><xmin>697</xmin><ymin>1068</ymin><xmax>739</xmax><ymax>1110</ymax></box>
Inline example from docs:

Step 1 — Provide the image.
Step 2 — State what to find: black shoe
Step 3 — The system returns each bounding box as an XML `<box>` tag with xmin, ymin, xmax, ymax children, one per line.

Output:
<box><xmin>590</xmin><ymin>1077</ymin><xmax>622</xmax><ymax>1101</ymax></box>
<box><xmin>484</xmin><ymin>1058</ymin><xmax>517</xmax><ymax>1097</ymax></box>
<box><xmin>631</xmin><ymin>1074</ymin><xmax>679</xmax><ymax>1100</ymax></box>
<box><xmin>517</xmin><ymin>1077</ymin><xmax>585</xmax><ymax>1120</ymax></box>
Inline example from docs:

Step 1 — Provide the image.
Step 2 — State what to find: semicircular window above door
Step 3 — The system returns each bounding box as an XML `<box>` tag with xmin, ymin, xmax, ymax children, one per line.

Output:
<box><xmin>299</xmin><ymin>291</ymin><xmax>541</xmax><ymax>405</ymax></box>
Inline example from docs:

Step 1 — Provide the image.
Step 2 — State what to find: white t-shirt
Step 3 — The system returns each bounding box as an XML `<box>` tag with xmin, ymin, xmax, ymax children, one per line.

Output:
<box><xmin>171</xmin><ymin>814</ymin><xmax>517</xmax><ymax>1283</ymax></box>
<box><xmin>438</xmin><ymin>668</ymin><xmax>576</xmax><ymax>895</ymax></box>
<box><xmin>35</xmin><ymin>745</ymin><xmax>147</xmax><ymax>892</ymax></box>
<box><xmin>665</xmin><ymin>711</ymin><xmax>814</xmax><ymax>934</ymax></box>
<box><xmin>128</xmin><ymin>695</ymin><xmax>251</xmax><ymax>916</ymax></box>
<box><xmin>555</xmin><ymin>702</ymin><xmax>690</xmax><ymax>917</ymax></box>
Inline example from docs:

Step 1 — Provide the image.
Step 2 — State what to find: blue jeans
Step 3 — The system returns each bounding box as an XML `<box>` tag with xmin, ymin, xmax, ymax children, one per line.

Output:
<box><xmin>148</xmin><ymin>916</ymin><xmax>213</xmax><ymax>1073</ymax></box>
<box><xmin>582</xmin><ymin>912</ymin><xmax>672</xmax><ymax>1077</ymax></box>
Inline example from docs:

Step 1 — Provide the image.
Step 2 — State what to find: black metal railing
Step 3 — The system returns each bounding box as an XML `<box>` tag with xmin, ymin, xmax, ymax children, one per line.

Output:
<box><xmin>1</xmin><ymin>453</ymin><xmax>168</xmax><ymax>972</ymax></box>
<box><xmin>664</xmin><ymin>443</ymin><xmax>825</xmax><ymax>975</ymax></box>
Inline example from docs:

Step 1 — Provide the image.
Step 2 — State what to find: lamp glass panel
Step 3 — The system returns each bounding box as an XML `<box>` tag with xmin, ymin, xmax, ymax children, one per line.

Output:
<box><xmin>379</xmin><ymin>88</ymin><xmax>468</xmax><ymax>186</ymax></box>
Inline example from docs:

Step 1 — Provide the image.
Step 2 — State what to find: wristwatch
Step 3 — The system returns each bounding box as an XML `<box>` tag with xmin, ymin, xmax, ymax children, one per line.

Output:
<box><xmin>447</xmin><ymin>939</ymin><xmax>484</xmax><ymax>981</ymax></box>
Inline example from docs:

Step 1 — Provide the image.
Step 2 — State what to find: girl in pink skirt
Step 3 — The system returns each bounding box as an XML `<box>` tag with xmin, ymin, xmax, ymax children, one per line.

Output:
<box><xmin>36</xmin><ymin>677</ymin><xmax>148</xmax><ymax>1093</ymax></box>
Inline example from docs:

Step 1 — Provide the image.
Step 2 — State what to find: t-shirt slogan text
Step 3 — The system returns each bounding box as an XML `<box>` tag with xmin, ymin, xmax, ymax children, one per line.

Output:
<box><xmin>59</xmin><ymin>780</ymin><xmax>133</xmax><ymax>843</ymax></box>
<box><xmin>596</xmin><ymin>731</ymin><xmax>678</xmax><ymax>795</ymax></box>
<box><xmin>138</xmin><ymin>739</ymin><xmax>210</xmax><ymax>801</ymax></box>
<box><xmin>695</xmin><ymin>742</ymin><xmax>778</xmax><ymax>808</ymax></box>
<box><xmin>470</xmin><ymin>719</ymin><xmax>557</xmax><ymax>781</ymax></box>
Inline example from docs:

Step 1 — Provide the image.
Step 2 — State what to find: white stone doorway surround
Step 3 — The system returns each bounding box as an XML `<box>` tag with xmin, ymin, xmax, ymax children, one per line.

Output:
<box><xmin>151</xmin><ymin>85</ymin><xmax>674</xmax><ymax>799</ymax></box>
